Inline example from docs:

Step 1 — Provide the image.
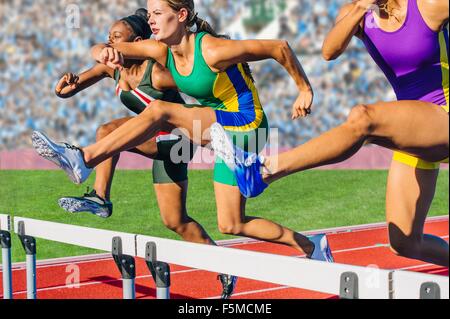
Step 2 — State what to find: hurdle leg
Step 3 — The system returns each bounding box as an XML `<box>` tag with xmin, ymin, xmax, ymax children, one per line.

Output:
<box><xmin>112</xmin><ymin>237</ymin><xmax>136</xmax><ymax>299</ymax></box>
<box><xmin>18</xmin><ymin>221</ymin><xmax>37</xmax><ymax>299</ymax></box>
<box><xmin>0</xmin><ymin>230</ymin><xmax>13</xmax><ymax>299</ymax></box>
<box><xmin>26</xmin><ymin>252</ymin><xmax>37</xmax><ymax>299</ymax></box>
<box><xmin>145</xmin><ymin>242</ymin><xmax>171</xmax><ymax>300</ymax></box>
<box><xmin>154</xmin><ymin>262</ymin><xmax>171</xmax><ymax>300</ymax></box>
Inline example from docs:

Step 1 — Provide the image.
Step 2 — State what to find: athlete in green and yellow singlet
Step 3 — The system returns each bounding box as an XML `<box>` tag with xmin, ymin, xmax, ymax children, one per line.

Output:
<box><xmin>52</xmin><ymin>9</ymin><xmax>238</xmax><ymax>298</ymax></box>
<box><xmin>166</xmin><ymin>31</ymin><xmax>269</xmax><ymax>186</ymax></box>
<box><xmin>33</xmin><ymin>0</ymin><xmax>333</xmax><ymax>262</ymax></box>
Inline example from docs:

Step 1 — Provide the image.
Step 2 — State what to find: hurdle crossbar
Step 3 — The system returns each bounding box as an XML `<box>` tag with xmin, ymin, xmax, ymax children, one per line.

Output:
<box><xmin>0</xmin><ymin>214</ymin><xmax>11</xmax><ymax>232</ymax></box>
<box><xmin>6</xmin><ymin>216</ymin><xmax>449</xmax><ymax>299</ymax></box>
<box><xmin>13</xmin><ymin>217</ymin><xmax>136</xmax><ymax>255</ymax></box>
<box><xmin>392</xmin><ymin>270</ymin><xmax>449</xmax><ymax>299</ymax></box>
<box><xmin>136</xmin><ymin>234</ymin><xmax>392</xmax><ymax>299</ymax></box>
<box><xmin>13</xmin><ymin>217</ymin><xmax>137</xmax><ymax>299</ymax></box>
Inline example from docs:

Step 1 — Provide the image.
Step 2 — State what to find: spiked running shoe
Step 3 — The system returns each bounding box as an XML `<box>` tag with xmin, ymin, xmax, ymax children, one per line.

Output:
<box><xmin>218</xmin><ymin>274</ymin><xmax>238</xmax><ymax>299</ymax></box>
<box><xmin>210</xmin><ymin>123</ymin><xmax>268</xmax><ymax>198</ymax></box>
<box><xmin>59</xmin><ymin>188</ymin><xmax>113</xmax><ymax>218</ymax></box>
<box><xmin>32</xmin><ymin>131</ymin><xmax>92</xmax><ymax>185</ymax></box>
<box><xmin>308</xmin><ymin>234</ymin><xmax>334</xmax><ymax>263</ymax></box>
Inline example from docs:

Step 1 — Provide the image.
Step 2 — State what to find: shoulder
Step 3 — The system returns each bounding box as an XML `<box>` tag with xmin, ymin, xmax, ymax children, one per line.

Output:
<box><xmin>419</xmin><ymin>0</ymin><xmax>449</xmax><ymax>30</ymax></box>
<box><xmin>199</xmin><ymin>33</ymin><xmax>227</xmax><ymax>51</ymax></box>
<box><xmin>200</xmin><ymin>33</ymin><xmax>235</xmax><ymax>67</ymax></box>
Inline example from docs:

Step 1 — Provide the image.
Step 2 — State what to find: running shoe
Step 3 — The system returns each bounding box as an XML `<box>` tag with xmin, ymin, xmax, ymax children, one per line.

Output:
<box><xmin>210</xmin><ymin>123</ymin><xmax>268</xmax><ymax>198</ymax></box>
<box><xmin>58</xmin><ymin>188</ymin><xmax>113</xmax><ymax>218</ymax></box>
<box><xmin>308</xmin><ymin>234</ymin><xmax>334</xmax><ymax>263</ymax></box>
<box><xmin>218</xmin><ymin>274</ymin><xmax>238</xmax><ymax>299</ymax></box>
<box><xmin>31</xmin><ymin>131</ymin><xmax>92</xmax><ymax>184</ymax></box>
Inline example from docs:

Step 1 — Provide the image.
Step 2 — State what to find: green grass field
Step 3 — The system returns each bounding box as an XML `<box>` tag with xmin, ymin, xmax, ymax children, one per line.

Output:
<box><xmin>0</xmin><ymin>170</ymin><xmax>448</xmax><ymax>263</ymax></box>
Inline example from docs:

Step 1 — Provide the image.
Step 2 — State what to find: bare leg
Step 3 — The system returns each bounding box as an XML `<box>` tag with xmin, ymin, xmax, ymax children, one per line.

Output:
<box><xmin>386</xmin><ymin>161</ymin><xmax>449</xmax><ymax>267</ymax></box>
<box><xmin>83</xmin><ymin>101</ymin><xmax>216</xmax><ymax>167</ymax></box>
<box><xmin>93</xmin><ymin>117</ymin><xmax>159</xmax><ymax>200</ymax></box>
<box><xmin>93</xmin><ymin>117</ymin><xmax>217</xmax><ymax>246</ymax></box>
<box><xmin>263</xmin><ymin>101</ymin><xmax>449</xmax><ymax>184</ymax></box>
<box><xmin>214</xmin><ymin>183</ymin><xmax>315</xmax><ymax>256</ymax></box>
<box><xmin>155</xmin><ymin>182</ymin><xmax>216</xmax><ymax>245</ymax></box>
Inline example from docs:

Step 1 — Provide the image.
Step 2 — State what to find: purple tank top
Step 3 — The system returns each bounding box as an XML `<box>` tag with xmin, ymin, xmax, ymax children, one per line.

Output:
<box><xmin>362</xmin><ymin>0</ymin><xmax>449</xmax><ymax>108</ymax></box>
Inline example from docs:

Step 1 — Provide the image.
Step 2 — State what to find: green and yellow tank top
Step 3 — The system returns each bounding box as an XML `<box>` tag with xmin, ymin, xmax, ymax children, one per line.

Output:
<box><xmin>166</xmin><ymin>32</ymin><xmax>266</xmax><ymax>132</ymax></box>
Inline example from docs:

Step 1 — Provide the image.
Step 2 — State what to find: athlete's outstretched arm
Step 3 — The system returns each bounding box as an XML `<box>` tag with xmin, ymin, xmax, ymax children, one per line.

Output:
<box><xmin>322</xmin><ymin>1</ymin><xmax>375</xmax><ymax>61</ymax></box>
<box><xmin>55</xmin><ymin>63</ymin><xmax>113</xmax><ymax>99</ymax></box>
<box><xmin>202</xmin><ymin>36</ymin><xmax>313</xmax><ymax>118</ymax></box>
<box><xmin>91</xmin><ymin>39</ymin><xmax>167</xmax><ymax>70</ymax></box>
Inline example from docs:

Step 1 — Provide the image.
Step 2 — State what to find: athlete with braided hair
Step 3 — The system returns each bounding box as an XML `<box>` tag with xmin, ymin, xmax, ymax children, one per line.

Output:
<box><xmin>49</xmin><ymin>8</ymin><xmax>237</xmax><ymax>298</ymax></box>
<box><xmin>32</xmin><ymin>0</ymin><xmax>334</xmax><ymax>264</ymax></box>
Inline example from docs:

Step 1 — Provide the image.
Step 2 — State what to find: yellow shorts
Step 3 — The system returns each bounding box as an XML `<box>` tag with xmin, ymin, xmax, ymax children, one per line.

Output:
<box><xmin>393</xmin><ymin>105</ymin><xmax>449</xmax><ymax>170</ymax></box>
<box><xmin>393</xmin><ymin>152</ymin><xmax>449</xmax><ymax>170</ymax></box>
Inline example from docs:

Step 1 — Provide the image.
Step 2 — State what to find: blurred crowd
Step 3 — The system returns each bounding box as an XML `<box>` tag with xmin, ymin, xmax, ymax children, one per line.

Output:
<box><xmin>0</xmin><ymin>0</ymin><xmax>395</xmax><ymax>150</ymax></box>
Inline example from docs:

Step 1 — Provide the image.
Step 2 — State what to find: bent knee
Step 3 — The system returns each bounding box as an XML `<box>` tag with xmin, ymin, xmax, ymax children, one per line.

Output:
<box><xmin>345</xmin><ymin>104</ymin><xmax>375</xmax><ymax>138</ymax></box>
<box><xmin>143</xmin><ymin>100</ymin><xmax>170</xmax><ymax>121</ymax></box>
<box><xmin>218</xmin><ymin>223</ymin><xmax>243</xmax><ymax>236</ymax></box>
<box><xmin>96</xmin><ymin>123</ymin><xmax>118</xmax><ymax>140</ymax></box>
<box><xmin>162</xmin><ymin>218</ymin><xmax>184</xmax><ymax>233</ymax></box>
<box><xmin>389</xmin><ymin>238</ymin><xmax>422</xmax><ymax>258</ymax></box>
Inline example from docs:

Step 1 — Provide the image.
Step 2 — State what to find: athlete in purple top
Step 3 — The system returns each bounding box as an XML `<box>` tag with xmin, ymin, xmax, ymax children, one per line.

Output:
<box><xmin>219</xmin><ymin>0</ymin><xmax>448</xmax><ymax>266</ymax></box>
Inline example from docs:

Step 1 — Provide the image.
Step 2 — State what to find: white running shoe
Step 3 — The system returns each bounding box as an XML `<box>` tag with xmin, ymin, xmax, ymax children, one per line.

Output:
<box><xmin>309</xmin><ymin>234</ymin><xmax>334</xmax><ymax>263</ymax></box>
<box><xmin>59</xmin><ymin>189</ymin><xmax>113</xmax><ymax>218</ymax></box>
<box><xmin>31</xmin><ymin>131</ymin><xmax>92</xmax><ymax>184</ymax></box>
<box><xmin>210</xmin><ymin>123</ymin><xmax>239</xmax><ymax>171</ymax></box>
<box><xmin>210</xmin><ymin>123</ymin><xmax>268</xmax><ymax>198</ymax></box>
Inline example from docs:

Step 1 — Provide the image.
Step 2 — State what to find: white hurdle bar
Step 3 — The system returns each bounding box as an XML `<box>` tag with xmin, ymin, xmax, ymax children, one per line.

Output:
<box><xmin>6</xmin><ymin>216</ymin><xmax>449</xmax><ymax>299</ymax></box>
<box><xmin>137</xmin><ymin>235</ymin><xmax>393</xmax><ymax>299</ymax></box>
<box><xmin>0</xmin><ymin>214</ymin><xmax>13</xmax><ymax>299</ymax></box>
<box><xmin>392</xmin><ymin>270</ymin><xmax>449</xmax><ymax>299</ymax></box>
<box><xmin>13</xmin><ymin>217</ymin><xmax>137</xmax><ymax>299</ymax></box>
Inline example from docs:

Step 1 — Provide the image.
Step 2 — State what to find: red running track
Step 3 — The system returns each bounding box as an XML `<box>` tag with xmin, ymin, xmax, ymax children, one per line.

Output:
<box><xmin>1</xmin><ymin>217</ymin><xmax>448</xmax><ymax>299</ymax></box>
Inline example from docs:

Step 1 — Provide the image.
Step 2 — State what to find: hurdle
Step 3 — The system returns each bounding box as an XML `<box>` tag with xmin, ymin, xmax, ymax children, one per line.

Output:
<box><xmin>136</xmin><ymin>234</ymin><xmax>394</xmax><ymax>299</ymax></box>
<box><xmin>3</xmin><ymin>215</ymin><xmax>449</xmax><ymax>299</ymax></box>
<box><xmin>392</xmin><ymin>270</ymin><xmax>449</xmax><ymax>299</ymax></box>
<box><xmin>13</xmin><ymin>217</ymin><xmax>137</xmax><ymax>299</ymax></box>
<box><xmin>0</xmin><ymin>214</ymin><xmax>12</xmax><ymax>299</ymax></box>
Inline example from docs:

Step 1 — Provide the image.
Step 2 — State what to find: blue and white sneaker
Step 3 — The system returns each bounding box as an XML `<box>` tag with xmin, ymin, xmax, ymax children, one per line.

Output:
<box><xmin>210</xmin><ymin>123</ymin><xmax>268</xmax><ymax>198</ymax></box>
<box><xmin>308</xmin><ymin>234</ymin><xmax>334</xmax><ymax>263</ymax></box>
<box><xmin>31</xmin><ymin>131</ymin><xmax>92</xmax><ymax>185</ymax></box>
<box><xmin>58</xmin><ymin>188</ymin><xmax>113</xmax><ymax>218</ymax></box>
<box><xmin>218</xmin><ymin>274</ymin><xmax>238</xmax><ymax>299</ymax></box>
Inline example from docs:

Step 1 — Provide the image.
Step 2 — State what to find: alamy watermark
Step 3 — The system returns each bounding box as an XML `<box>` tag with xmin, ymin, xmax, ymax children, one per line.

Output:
<box><xmin>65</xmin><ymin>264</ymin><xmax>80</xmax><ymax>289</ymax></box>
<box><xmin>65</xmin><ymin>4</ymin><xmax>80</xmax><ymax>29</ymax></box>
<box><xmin>159</xmin><ymin>120</ymin><xmax>280</xmax><ymax>172</ymax></box>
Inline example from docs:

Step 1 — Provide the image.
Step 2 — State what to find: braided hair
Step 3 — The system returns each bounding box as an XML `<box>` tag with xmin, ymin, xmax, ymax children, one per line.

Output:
<box><xmin>121</xmin><ymin>8</ymin><xmax>152</xmax><ymax>40</ymax></box>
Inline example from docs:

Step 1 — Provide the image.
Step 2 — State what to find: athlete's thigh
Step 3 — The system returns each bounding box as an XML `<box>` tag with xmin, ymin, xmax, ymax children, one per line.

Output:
<box><xmin>157</xmin><ymin>101</ymin><xmax>217</xmax><ymax>146</ymax></box>
<box><xmin>129</xmin><ymin>137</ymin><xmax>159</xmax><ymax>159</ymax></box>
<box><xmin>214</xmin><ymin>182</ymin><xmax>246</xmax><ymax>226</ymax></box>
<box><xmin>99</xmin><ymin>117</ymin><xmax>134</xmax><ymax>131</ymax></box>
<box><xmin>386</xmin><ymin>160</ymin><xmax>440</xmax><ymax>242</ymax></box>
<box><xmin>367</xmin><ymin>101</ymin><xmax>448</xmax><ymax>161</ymax></box>
<box><xmin>98</xmin><ymin>116</ymin><xmax>160</xmax><ymax>158</ymax></box>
